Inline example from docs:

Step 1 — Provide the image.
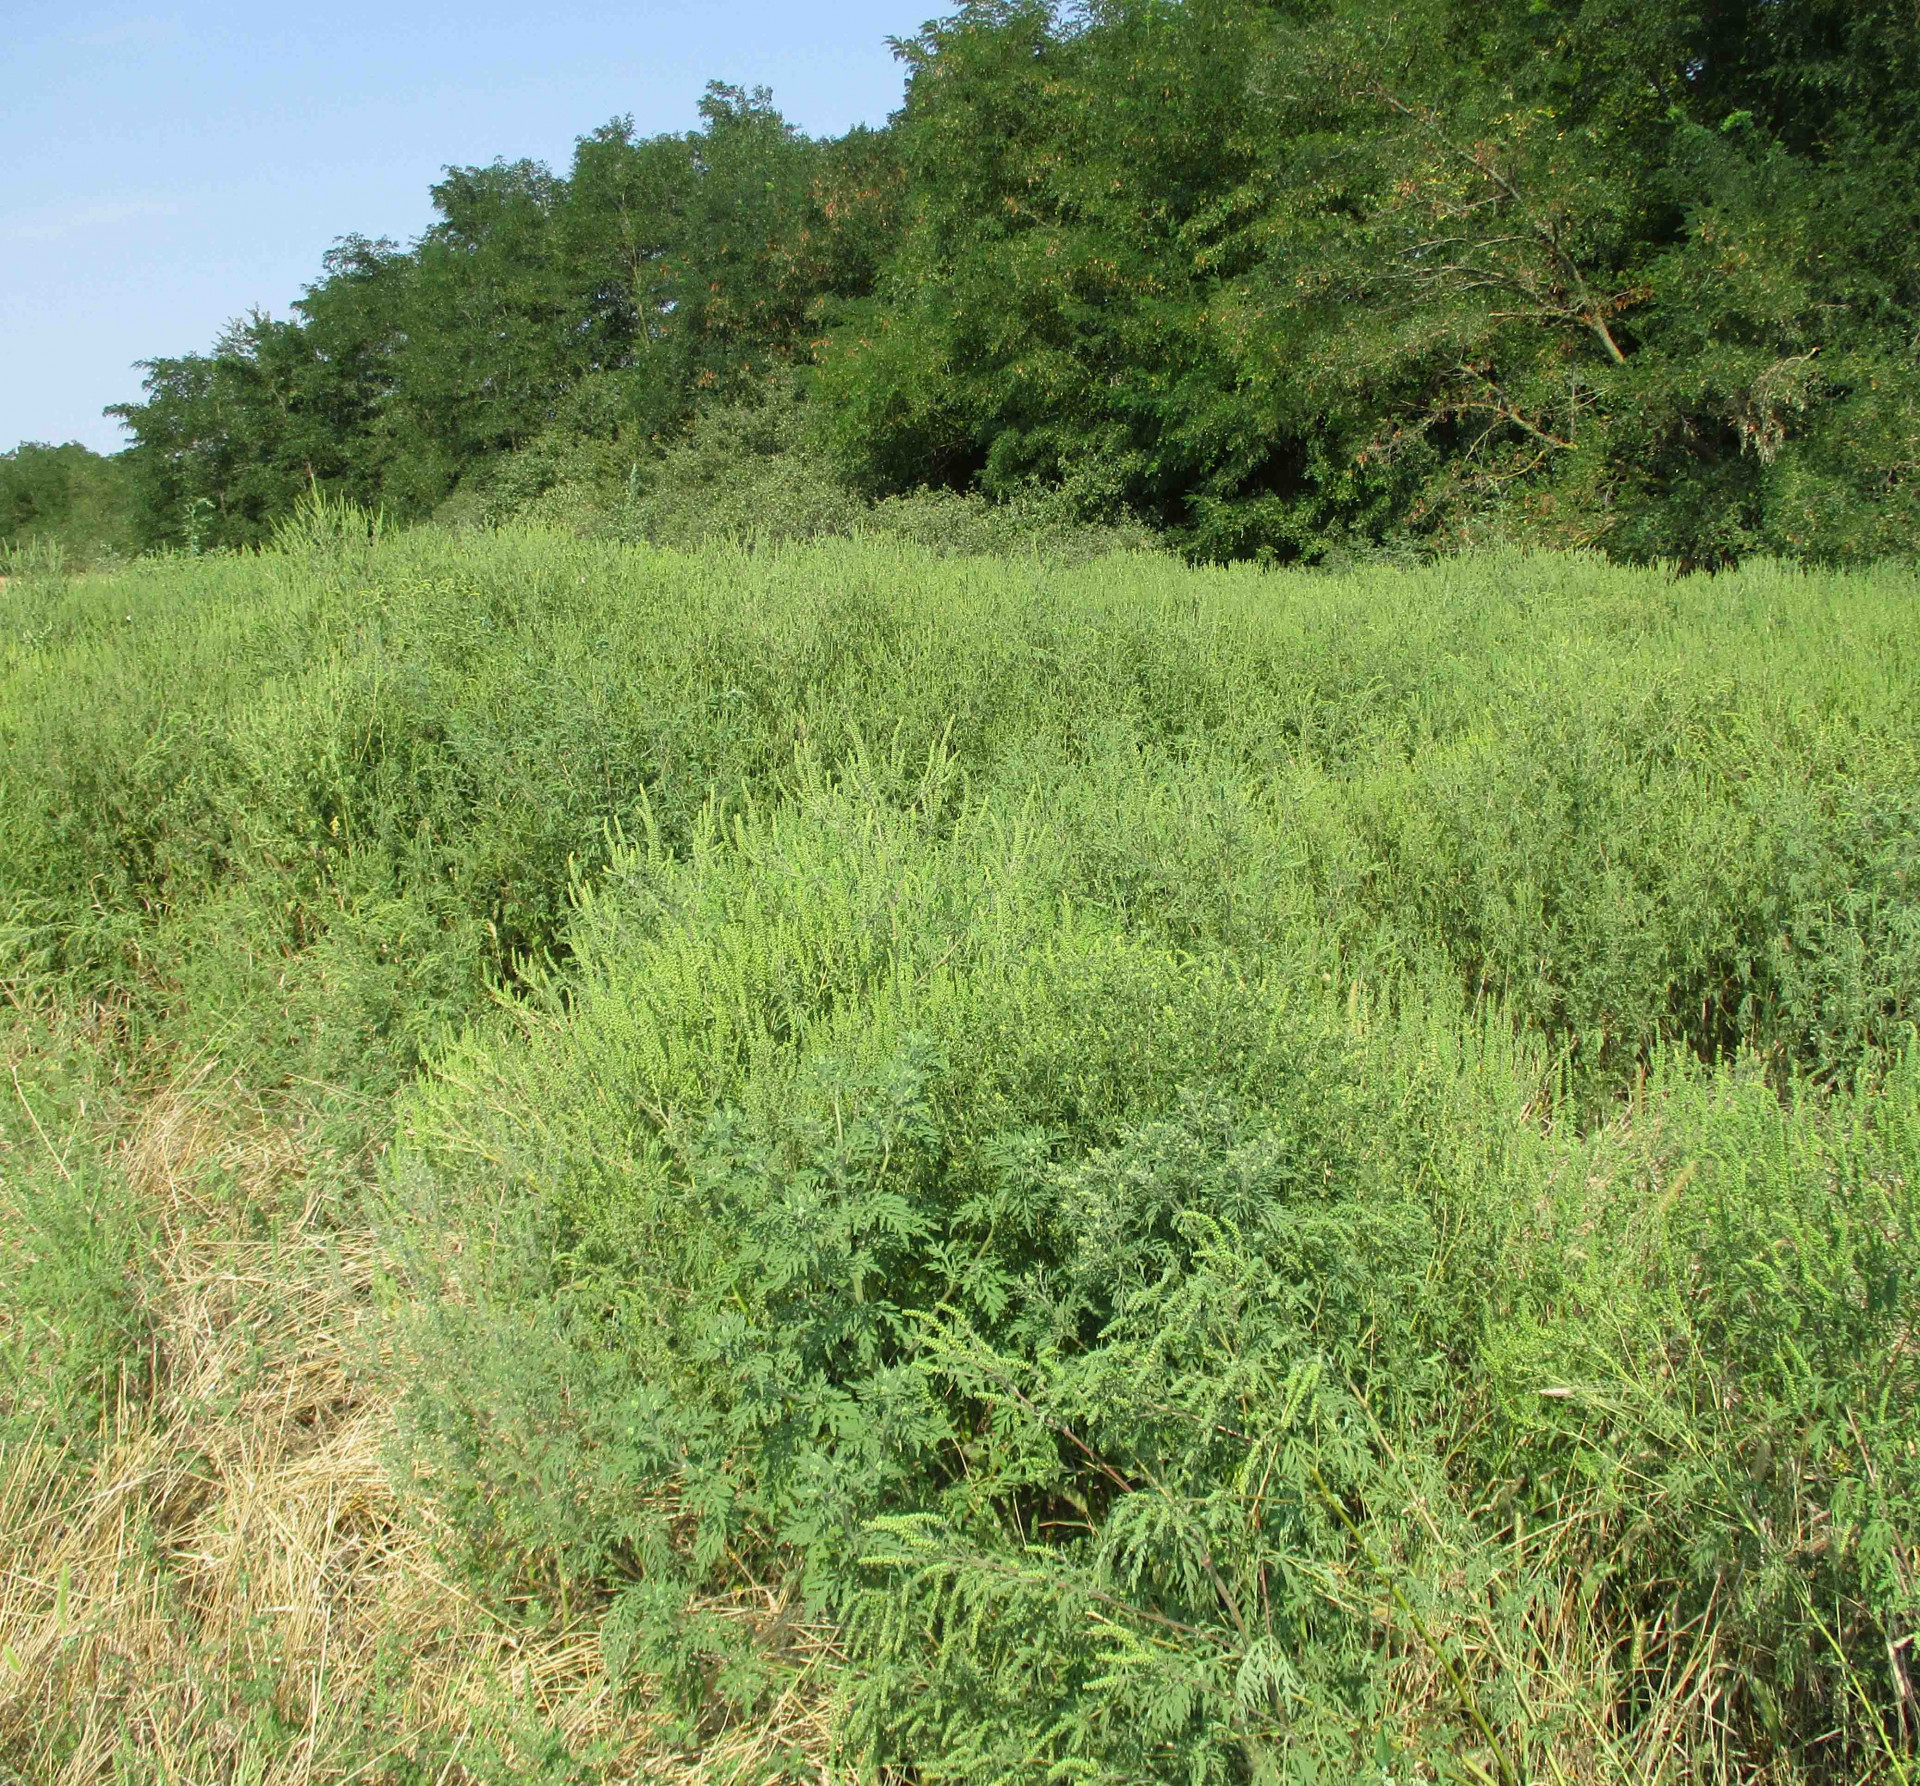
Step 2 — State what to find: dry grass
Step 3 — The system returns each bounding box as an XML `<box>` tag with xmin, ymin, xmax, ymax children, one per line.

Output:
<box><xmin>0</xmin><ymin>1031</ymin><xmax>852</xmax><ymax>1785</ymax></box>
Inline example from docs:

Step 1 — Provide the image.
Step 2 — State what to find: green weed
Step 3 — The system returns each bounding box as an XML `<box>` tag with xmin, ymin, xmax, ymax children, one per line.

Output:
<box><xmin>3</xmin><ymin>531</ymin><xmax>1917</xmax><ymax>1779</ymax></box>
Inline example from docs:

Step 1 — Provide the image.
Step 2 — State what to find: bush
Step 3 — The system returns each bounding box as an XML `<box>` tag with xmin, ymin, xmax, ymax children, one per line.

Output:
<box><xmin>454</xmin><ymin>379</ymin><xmax>1161</xmax><ymax>563</ymax></box>
<box><xmin>389</xmin><ymin>744</ymin><xmax>1920</xmax><ymax>1781</ymax></box>
<box><xmin>6</xmin><ymin>531</ymin><xmax>1918</xmax><ymax>1778</ymax></box>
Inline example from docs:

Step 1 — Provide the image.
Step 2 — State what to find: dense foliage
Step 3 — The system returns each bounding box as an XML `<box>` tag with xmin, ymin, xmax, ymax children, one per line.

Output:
<box><xmin>93</xmin><ymin>85</ymin><xmax>901</xmax><ymax>552</ymax></box>
<box><xmin>24</xmin><ymin>0</ymin><xmax>1917</xmax><ymax>564</ymax></box>
<box><xmin>0</xmin><ymin>440</ymin><xmax>137</xmax><ymax>567</ymax></box>
<box><xmin>819</xmin><ymin>0</ymin><xmax>1920</xmax><ymax>564</ymax></box>
<box><xmin>5</xmin><ymin>530</ymin><xmax>1917</xmax><ymax>1779</ymax></box>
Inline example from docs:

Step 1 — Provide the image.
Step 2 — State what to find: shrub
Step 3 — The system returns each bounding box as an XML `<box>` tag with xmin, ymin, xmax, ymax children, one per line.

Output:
<box><xmin>6</xmin><ymin>531</ymin><xmax>1918</xmax><ymax>1778</ymax></box>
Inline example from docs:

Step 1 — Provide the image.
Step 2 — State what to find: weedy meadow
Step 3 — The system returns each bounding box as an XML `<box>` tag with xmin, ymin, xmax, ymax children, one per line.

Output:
<box><xmin>1</xmin><ymin>526</ymin><xmax>1916</xmax><ymax>1783</ymax></box>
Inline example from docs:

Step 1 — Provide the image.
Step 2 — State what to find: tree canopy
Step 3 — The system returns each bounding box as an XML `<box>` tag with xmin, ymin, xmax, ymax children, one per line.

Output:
<box><xmin>30</xmin><ymin>1</ymin><xmax>1920</xmax><ymax>564</ymax></box>
<box><xmin>0</xmin><ymin>440</ymin><xmax>139</xmax><ymax>563</ymax></box>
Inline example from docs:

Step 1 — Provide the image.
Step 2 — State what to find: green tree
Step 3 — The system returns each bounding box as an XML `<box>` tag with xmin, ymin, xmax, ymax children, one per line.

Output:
<box><xmin>0</xmin><ymin>440</ymin><xmax>137</xmax><ymax>562</ymax></box>
<box><xmin>96</xmin><ymin>6</ymin><xmax>1919</xmax><ymax>563</ymax></box>
<box><xmin>108</xmin><ymin>311</ymin><xmax>335</xmax><ymax>550</ymax></box>
<box><xmin>815</xmin><ymin>0</ymin><xmax>1920</xmax><ymax>563</ymax></box>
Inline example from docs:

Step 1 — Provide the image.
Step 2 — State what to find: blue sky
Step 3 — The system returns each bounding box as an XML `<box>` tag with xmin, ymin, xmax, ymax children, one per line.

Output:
<box><xmin>3</xmin><ymin>2</ymin><xmax>925</xmax><ymax>454</ymax></box>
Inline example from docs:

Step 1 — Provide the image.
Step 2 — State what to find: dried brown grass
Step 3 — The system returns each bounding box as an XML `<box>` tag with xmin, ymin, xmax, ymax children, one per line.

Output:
<box><xmin>0</xmin><ymin>1031</ymin><xmax>851</xmax><ymax>1785</ymax></box>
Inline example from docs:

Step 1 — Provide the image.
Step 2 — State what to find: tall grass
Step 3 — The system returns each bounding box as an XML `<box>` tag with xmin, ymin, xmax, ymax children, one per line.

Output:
<box><xmin>2</xmin><ymin>528</ymin><xmax>1916</xmax><ymax>1780</ymax></box>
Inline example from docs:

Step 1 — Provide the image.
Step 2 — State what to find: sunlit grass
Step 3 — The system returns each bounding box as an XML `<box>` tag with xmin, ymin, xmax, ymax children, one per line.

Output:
<box><xmin>3</xmin><ymin>527</ymin><xmax>1916</xmax><ymax>1781</ymax></box>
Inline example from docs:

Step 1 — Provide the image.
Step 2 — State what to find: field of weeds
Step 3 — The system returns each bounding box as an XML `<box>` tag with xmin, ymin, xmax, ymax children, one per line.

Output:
<box><xmin>3</xmin><ymin>525</ymin><xmax>1917</xmax><ymax>1783</ymax></box>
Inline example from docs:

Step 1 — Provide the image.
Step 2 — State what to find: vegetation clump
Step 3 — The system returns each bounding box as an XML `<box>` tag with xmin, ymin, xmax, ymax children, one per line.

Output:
<box><xmin>2</xmin><ymin>528</ymin><xmax>1916</xmax><ymax>1780</ymax></box>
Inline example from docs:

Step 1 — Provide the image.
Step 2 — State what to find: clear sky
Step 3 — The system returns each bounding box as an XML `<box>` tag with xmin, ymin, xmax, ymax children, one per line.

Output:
<box><xmin>3</xmin><ymin>1</ymin><xmax>926</xmax><ymax>455</ymax></box>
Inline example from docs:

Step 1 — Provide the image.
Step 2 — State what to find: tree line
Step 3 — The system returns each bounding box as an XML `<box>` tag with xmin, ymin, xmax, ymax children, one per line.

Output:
<box><xmin>10</xmin><ymin>0</ymin><xmax>1919</xmax><ymax>566</ymax></box>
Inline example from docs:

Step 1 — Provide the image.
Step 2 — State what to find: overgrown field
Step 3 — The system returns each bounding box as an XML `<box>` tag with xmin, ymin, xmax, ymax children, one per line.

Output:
<box><xmin>3</xmin><ymin>527</ymin><xmax>1918</xmax><ymax>1784</ymax></box>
